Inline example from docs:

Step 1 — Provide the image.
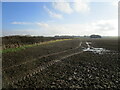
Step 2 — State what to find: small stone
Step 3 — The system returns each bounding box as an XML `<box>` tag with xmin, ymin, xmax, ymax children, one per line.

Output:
<box><xmin>74</xmin><ymin>72</ymin><xmax>77</xmax><ymax>75</ymax></box>
<box><xmin>52</xmin><ymin>82</ymin><xmax>55</xmax><ymax>85</ymax></box>
<box><xmin>78</xmin><ymin>78</ymin><xmax>82</xmax><ymax>81</ymax></box>
<box><xmin>68</xmin><ymin>77</ymin><xmax>72</xmax><ymax>80</ymax></box>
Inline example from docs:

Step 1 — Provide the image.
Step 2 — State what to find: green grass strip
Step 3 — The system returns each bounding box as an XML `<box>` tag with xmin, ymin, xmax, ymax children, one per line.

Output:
<box><xmin>1</xmin><ymin>39</ymin><xmax>73</xmax><ymax>53</ymax></box>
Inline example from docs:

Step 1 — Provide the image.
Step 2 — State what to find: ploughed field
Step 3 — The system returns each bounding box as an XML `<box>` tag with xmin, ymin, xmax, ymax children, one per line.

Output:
<box><xmin>2</xmin><ymin>38</ymin><xmax>120</xmax><ymax>89</ymax></box>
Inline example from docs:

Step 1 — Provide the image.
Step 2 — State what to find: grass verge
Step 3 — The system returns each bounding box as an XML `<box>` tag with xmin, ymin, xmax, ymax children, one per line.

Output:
<box><xmin>1</xmin><ymin>39</ymin><xmax>73</xmax><ymax>53</ymax></box>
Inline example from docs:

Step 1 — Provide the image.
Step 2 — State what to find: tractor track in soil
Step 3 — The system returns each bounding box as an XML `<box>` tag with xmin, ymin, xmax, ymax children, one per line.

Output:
<box><xmin>3</xmin><ymin>38</ymin><xmax>119</xmax><ymax>88</ymax></box>
<box><xmin>4</xmin><ymin>41</ymin><xmax>86</xmax><ymax>87</ymax></box>
<box><xmin>3</xmin><ymin>42</ymin><xmax>82</xmax><ymax>70</ymax></box>
<box><xmin>10</xmin><ymin>51</ymin><xmax>84</xmax><ymax>87</ymax></box>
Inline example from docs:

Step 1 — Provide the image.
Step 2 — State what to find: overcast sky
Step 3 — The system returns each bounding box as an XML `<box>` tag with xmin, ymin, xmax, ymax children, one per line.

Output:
<box><xmin>2</xmin><ymin>0</ymin><xmax>118</xmax><ymax>36</ymax></box>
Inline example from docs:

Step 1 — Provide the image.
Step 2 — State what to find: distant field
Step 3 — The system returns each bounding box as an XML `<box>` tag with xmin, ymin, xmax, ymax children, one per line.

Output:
<box><xmin>2</xmin><ymin>37</ymin><xmax>120</xmax><ymax>89</ymax></box>
<box><xmin>90</xmin><ymin>38</ymin><xmax>118</xmax><ymax>51</ymax></box>
<box><xmin>2</xmin><ymin>36</ymin><xmax>74</xmax><ymax>50</ymax></box>
<box><xmin>2</xmin><ymin>39</ymin><xmax>73</xmax><ymax>53</ymax></box>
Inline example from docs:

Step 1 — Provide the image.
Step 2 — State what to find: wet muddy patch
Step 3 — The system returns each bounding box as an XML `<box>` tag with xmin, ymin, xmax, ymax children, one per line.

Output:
<box><xmin>83</xmin><ymin>42</ymin><xmax>110</xmax><ymax>54</ymax></box>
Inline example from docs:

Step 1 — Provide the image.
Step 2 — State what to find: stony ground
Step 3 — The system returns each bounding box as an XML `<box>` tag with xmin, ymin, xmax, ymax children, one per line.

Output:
<box><xmin>2</xmin><ymin>38</ymin><xmax>120</xmax><ymax>89</ymax></box>
<box><xmin>10</xmin><ymin>51</ymin><xmax>119</xmax><ymax>89</ymax></box>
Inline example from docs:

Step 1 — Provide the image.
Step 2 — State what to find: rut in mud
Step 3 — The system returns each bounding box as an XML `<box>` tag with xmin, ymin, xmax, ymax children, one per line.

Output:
<box><xmin>3</xmin><ymin>39</ymin><xmax>84</xmax><ymax>88</ymax></box>
<box><xmin>2</xmin><ymin>39</ymin><xmax>120</xmax><ymax>89</ymax></box>
<box><xmin>3</xmin><ymin>42</ymin><xmax>82</xmax><ymax>70</ymax></box>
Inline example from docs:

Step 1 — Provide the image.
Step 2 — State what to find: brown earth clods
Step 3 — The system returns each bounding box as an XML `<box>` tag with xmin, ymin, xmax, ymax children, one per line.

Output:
<box><xmin>2</xmin><ymin>38</ymin><xmax>120</xmax><ymax>89</ymax></box>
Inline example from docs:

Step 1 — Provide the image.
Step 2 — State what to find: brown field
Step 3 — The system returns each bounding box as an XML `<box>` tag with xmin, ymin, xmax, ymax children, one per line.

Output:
<box><xmin>2</xmin><ymin>37</ymin><xmax>120</xmax><ymax>89</ymax></box>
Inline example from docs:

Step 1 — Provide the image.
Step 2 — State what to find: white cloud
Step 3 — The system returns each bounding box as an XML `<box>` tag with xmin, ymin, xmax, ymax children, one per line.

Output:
<box><xmin>44</xmin><ymin>6</ymin><xmax>63</xmax><ymax>19</ymax></box>
<box><xmin>52</xmin><ymin>0</ymin><xmax>90</xmax><ymax>14</ymax></box>
<box><xmin>91</xmin><ymin>19</ymin><xmax>118</xmax><ymax>36</ymax></box>
<box><xmin>112</xmin><ymin>1</ymin><xmax>118</xmax><ymax>7</ymax></box>
<box><xmin>36</xmin><ymin>22</ymin><xmax>49</xmax><ymax>28</ymax></box>
<box><xmin>53</xmin><ymin>2</ymin><xmax>73</xmax><ymax>14</ymax></box>
<box><xmin>73</xmin><ymin>0</ymin><xmax>90</xmax><ymax>12</ymax></box>
<box><xmin>36</xmin><ymin>19</ymin><xmax>118</xmax><ymax>36</ymax></box>
<box><xmin>91</xmin><ymin>20</ymin><xmax>117</xmax><ymax>30</ymax></box>
<box><xmin>9</xmin><ymin>19</ymin><xmax>117</xmax><ymax>36</ymax></box>
<box><xmin>3</xmin><ymin>29</ymin><xmax>39</xmax><ymax>36</ymax></box>
<box><xmin>11</xmin><ymin>22</ymin><xmax>32</xmax><ymax>25</ymax></box>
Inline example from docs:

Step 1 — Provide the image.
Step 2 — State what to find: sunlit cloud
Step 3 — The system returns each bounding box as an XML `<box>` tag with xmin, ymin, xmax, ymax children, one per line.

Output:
<box><xmin>52</xmin><ymin>0</ymin><xmax>90</xmax><ymax>14</ymax></box>
<box><xmin>11</xmin><ymin>21</ymin><xmax>33</xmax><ymax>25</ymax></box>
<box><xmin>112</xmin><ymin>1</ymin><xmax>118</xmax><ymax>7</ymax></box>
<box><xmin>44</xmin><ymin>6</ymin><xmax>63</xmax><ymax>19</ymax></box>
<box><xmin>52</xmin><ymin>2</ymin><xmax>73</xmax><ymax>14</ymax></box>
<box><xmin>9</xmin><ymin>19</ymin><xmax>117</xmax><ymax>36</ymax></box>
<box><xmin>73</xmin><ymin>0</ymin><xmax>90</xmax><ymax>13</ymax></box>
<box><xmin>36</xmin><ymin>22</ymin><xmax>49</xmax><ymax>28</ymax></box>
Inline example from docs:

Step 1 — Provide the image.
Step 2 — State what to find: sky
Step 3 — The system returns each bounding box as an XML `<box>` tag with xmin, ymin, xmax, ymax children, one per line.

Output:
<box><xmin>2</xmin><ymin>0</ymin><xmax>118</xmax><ymax>36</ymax></box>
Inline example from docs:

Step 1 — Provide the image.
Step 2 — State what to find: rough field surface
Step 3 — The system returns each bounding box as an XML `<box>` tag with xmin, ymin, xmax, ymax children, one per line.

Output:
<box><xmin>2</xmin><ymin>38</ymin><xmax>120</xmax><ymax>89</ymax></box>
<box><xmin>2</xmin><ymin>36</ymin><xmax>57</xmax><ymax>49</ymax></box>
